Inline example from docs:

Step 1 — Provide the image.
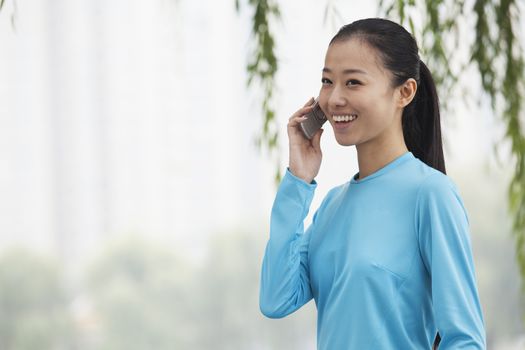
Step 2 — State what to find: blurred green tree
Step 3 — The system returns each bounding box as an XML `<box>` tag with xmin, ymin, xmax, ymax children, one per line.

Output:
<box><xmin>85</xmin><ymin>237</ymin><xmax>195</xmax><ymax>350</ymax></box>
<box><xmin>0</xmin><ymin>248</ymin><xmax>73</xmax><ymax>350</ymax></box>
<box><xmin>85</xmin><ymin>233</ymin><xmax>316</xmax><ymax>350</ymax></box>
<box><xmin>238</xmin><ymin>0</ymin><xmax>525</xmax><ymax>302</ymax></box>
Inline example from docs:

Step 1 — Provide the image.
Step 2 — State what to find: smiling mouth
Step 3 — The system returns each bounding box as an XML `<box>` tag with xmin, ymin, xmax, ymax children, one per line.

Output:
<box><xmin>332</xmin><ymin>114</ymin><xmax>358</xmax><ymax>123</ymax></box>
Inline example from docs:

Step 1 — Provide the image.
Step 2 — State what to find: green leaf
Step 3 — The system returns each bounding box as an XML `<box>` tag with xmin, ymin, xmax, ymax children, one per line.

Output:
<box><xmin>240</xmin><ymin>0</ymin><xmax>282</xmax><ymax>183</ymax></box>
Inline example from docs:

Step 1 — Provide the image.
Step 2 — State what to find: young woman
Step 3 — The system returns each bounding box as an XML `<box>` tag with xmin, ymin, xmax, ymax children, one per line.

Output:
<box><xmin>259</xmin><ymin>18</ymin><xmax>486</xmax><ymax>349</ymax></box>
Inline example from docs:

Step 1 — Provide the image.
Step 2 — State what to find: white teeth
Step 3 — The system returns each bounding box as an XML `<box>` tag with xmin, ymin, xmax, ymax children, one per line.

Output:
<box><xmin>333</xmin><ymin>114</ymin><xmax>358</xmax><ymax>122</ymax></box>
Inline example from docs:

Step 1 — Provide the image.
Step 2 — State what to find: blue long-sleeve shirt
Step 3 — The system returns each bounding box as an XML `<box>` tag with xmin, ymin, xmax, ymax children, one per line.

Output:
<box><xmin>260</xmin><ymin>152</ymin><xmax>486</xmax><ymax>349</ymax></box>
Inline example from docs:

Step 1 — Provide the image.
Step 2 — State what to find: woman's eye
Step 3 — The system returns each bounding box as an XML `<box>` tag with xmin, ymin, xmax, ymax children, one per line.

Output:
<box><xmin>346</xmin><ymin>79</ymin><xmax>361</xmax><ymax>86</ymax></box>
<box><xmin>321</xmin><ymin>78</ymin><xmax>332</xmax><ymax>84</ymax></box>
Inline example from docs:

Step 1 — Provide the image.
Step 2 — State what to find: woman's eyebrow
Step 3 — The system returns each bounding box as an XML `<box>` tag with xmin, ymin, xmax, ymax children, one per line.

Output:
<box><xmin>322</xmin><ymin>67</ymin><xmax>368</xmax><ymax>75</ymax></box>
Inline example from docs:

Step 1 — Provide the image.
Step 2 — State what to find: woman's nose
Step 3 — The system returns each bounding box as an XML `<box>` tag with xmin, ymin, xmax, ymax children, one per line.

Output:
<box><xmin>328</xmin><ymin>87</ymin><xmax>347</xmax><ymax>109</ymax></box>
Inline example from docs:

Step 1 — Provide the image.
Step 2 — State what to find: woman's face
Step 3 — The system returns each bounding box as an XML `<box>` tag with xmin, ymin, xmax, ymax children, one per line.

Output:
<box><xmin>318</xmin><ymin>38</ymin><xmax>405</xmax><ymax>149</ymax></box>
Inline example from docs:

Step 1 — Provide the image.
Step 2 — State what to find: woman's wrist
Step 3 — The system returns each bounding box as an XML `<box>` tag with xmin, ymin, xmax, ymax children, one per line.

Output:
<box><xmin>287</xmin><ymin>167</ymin><xmax>315</xmax><ymax>184</ymax></box>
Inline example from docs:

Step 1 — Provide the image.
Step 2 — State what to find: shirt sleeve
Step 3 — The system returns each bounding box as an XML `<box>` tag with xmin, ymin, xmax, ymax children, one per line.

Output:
<box><xmin>259</xmin><ymin>169</ymin><xmax>318</xmax><ymax>318</ymax></box>
<box><xmin>416</xmin><ymin>173</ymin><xmax>486</xmax><ymax>349</ymax></box>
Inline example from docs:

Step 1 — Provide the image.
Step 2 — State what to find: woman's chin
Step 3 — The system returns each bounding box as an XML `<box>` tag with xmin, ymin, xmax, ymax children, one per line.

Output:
<box><xmin>334</xmin><ymin>135</ymin><xmax>356</xmax><ymax>147</ymax></box>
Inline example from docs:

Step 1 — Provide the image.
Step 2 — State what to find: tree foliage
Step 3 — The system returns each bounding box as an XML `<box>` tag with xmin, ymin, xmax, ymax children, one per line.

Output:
<box><xmin>0</xmin><ymin>249</ymin><xmax>73</xmax><ymax>350</ymax></box>
<box><xmin>84</xmin><ymin>234</ymin><xmax>315</xmax><ymax>349</ymax></box>
<box><xmin>239</xmin><ymin>0</ymin><xmax>525</xmax><ymax>298</ymax></box>
<box><xmin>85</xmin><ymin>238</ymin><xmax>195</xmax><ymax>349</ymax></box>
<box><xmin>236</xmin><ymin>0</ymin><xmax>282</xmax><ymax>184</ymax></box>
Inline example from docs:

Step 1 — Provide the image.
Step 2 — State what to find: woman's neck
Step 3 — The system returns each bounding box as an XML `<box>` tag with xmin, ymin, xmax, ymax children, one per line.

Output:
<box><xmin>355</xmin><ymin>142</ymin><xmax>408</xmax><ymax>180</ymax></box>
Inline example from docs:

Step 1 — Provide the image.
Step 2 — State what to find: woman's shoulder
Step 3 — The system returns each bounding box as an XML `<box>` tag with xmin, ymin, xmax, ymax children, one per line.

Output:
<box><xmin>412</xmin><ymin>162</ymin><xmax>468</xmax><ymax>220</ymax></box>
<box><xmin>414</xmin><ymin>168</ymin><xmax>471</xmax><ymax>234</ymax></box>
<box><xmin>404</xmin><ymin>158</ymin><xmax>466</xmax><ymax>215</ymax></box>
<box><xmin>325</xmin><ymin>181</ymin><xmax>350</xmax><ymax>201</ymax></box>
<box><xmin>314</xmin><ymin>182</ymin><xmax>351</xmax><ymax>213</ymax></box>
<box><xmin>410</xmin><ymin>157</ymin><xmax>458</xmax><ymax>192</ymax></box>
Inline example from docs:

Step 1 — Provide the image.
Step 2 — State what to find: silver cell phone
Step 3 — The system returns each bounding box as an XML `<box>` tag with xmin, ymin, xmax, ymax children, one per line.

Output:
<box><xmin>300</xmin><ymin>99</ymin><xmax>327</xmax><ymax>139</ymax></box>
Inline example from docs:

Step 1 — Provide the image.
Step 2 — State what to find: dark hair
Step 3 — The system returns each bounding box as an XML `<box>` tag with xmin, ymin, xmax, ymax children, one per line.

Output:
<box><xmin>330</xmin><ymin>18</ymin><xmax>446</xmax><ymax>174</ymax></box>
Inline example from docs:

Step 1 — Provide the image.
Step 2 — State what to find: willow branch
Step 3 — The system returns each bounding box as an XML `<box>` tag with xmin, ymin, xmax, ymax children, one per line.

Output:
<box><xmin>237</xmin><ymin>0</ymin><xmax>282</xmax><ymax>184</ymax></box>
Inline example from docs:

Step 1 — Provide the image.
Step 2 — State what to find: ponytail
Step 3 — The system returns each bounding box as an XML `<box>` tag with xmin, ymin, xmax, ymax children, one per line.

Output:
<box><xmin>402</xmin><ymin>60</ymin><xmax>446</xmax><ymax>174</ymax></box>
<box><xmin>401</xmin><ymin>60</ymin><xmax>445</xmax><ymax>349</ymax></box>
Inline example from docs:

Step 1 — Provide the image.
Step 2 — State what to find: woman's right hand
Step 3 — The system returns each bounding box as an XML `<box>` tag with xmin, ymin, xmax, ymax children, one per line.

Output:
<box><xmin>287</xmin><ymin>97</ymin><xmax>324</xmax><ymax>184</ymax></box>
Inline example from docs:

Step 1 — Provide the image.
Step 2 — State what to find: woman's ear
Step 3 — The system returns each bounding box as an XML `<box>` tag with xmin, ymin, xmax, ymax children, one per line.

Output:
<box><xmin>397</xmin><ymin>78</ymin><xmax>417</xmax><ymax>108</ymax></box>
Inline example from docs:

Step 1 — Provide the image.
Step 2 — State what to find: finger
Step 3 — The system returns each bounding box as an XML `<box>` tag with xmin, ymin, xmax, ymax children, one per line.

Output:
<box><xmin>289</xmin><ymin>104</ymin><xmax>315</xmax><ymax>121</ymax></box>
<box><xmin>288</xmin><ymin>115</ymin><xmax>308</xmax><ymax>128</ymax></box>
